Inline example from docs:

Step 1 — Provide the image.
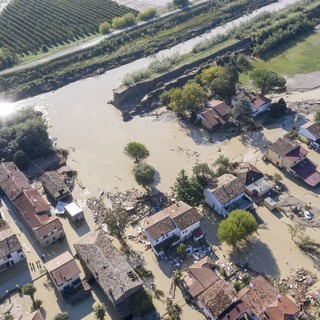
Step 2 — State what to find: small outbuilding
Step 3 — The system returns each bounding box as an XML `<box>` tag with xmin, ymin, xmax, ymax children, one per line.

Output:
<box><xmin>65</xmin><ymin>202</ymin><xmax>84</xmax><ymax>222</ymax></box>
<box><xmin>264</xmin><ymin>197</ymin><xmax>277</xmax><ymax>211</ymax></box>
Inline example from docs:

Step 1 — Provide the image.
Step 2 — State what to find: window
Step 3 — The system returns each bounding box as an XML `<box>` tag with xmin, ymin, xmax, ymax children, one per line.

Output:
<box><xmin>44</xmin><ymin>235</ymin><xmax>48</xmax><ymax>239</ymax></box>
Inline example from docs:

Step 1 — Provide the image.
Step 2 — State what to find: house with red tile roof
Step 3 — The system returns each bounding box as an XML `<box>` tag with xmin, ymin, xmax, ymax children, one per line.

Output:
<box><xmin>45</xmin><ymin>251</ymin><xmax>81</xmax><ymax>292</ymax></box>
<box><xmin>266</xmin><ymin>138</ymin><xmax>320</xmax><ymax>187</ymax></box>
<box><xmin>264</xmin><ymin>296</ymin><xmax>300</xmax><ymax>320</ymax></box>
<box><xmin>197</xmin><ymin>100</ymin><xmax>232</xmax><ymax>131</ymax></box>
<box><xmin>143</xmin><ymin>201</ymin><xmax>202</xmax><ymax>256</ymax></box>
<box><xmin>0</xmin><ymin>162</ymin><xmax>64</xmax><ymax>246</ymax></box>
<box><xmin>232</xmin><ymin>90</ymin><xmax>271</xmax><ymax>117</ymax></box>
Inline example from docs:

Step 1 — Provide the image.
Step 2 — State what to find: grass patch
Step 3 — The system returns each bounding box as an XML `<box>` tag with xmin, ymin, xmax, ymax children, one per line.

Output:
<box><xmin>240</xmin><ymin>30</ymin><xmax>320</xmax><ymax>85</ymax></box>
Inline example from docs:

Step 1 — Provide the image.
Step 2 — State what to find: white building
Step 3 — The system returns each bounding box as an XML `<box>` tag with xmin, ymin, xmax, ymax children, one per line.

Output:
<box><xmin>45</xmin><ymin>251</ymin><xmax>81</xmax><ymax>292</ymax></box>
<box><xmin>65</xmin><ymin>202</ymin><xmax>84</xmax><ymax>222</ymax></box>
<box><xmin>0</xmin><ymin>222</ymin><xmax>25</xmax><ymax>272</ymax></box>
<box><xmin>204</xmin><ymin>174</ymin><xmax>253</xmax><ymax>218</ymax></box>
<box><xmin>143</xmin><ymin>201</ymin><xmax>202</xmax><ymax>256</ymax></box>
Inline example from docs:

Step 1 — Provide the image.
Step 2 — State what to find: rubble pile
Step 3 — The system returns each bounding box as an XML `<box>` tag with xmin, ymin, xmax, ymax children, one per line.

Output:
<box><xmin>277</xmin><ymin>268</ymin><xmax>317</xmax><ymax>304</ymax></box>
<box><xmin>87</xmin><ymin>188</ymin><xmax>169</xmax><ymax>225</ymax></box>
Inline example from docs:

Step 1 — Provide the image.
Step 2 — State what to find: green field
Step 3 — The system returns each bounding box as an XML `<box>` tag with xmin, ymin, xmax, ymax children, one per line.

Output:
<box><xmin>0</xmin><ymin>0</ymin><xmax>137</xmax><ymax>55</ymax></box>
<box><xmin>240</xmin><ymin>30</ymin><xmax>320</xmax><ymax>84</ymax></box>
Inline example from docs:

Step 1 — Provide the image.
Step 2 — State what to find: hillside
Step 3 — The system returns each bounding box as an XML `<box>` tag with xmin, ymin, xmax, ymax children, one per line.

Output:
<box><xmin>0</xmin><ymin>0</ymin><xmax>137</xmax><ymax>55</ymax></box>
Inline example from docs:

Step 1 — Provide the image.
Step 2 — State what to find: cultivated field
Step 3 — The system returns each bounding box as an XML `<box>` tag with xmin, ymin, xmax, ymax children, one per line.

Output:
<box><xmin>0</xmin><ymin>0</ymin><xmax>137</xmax><ymax>54</ymax></box>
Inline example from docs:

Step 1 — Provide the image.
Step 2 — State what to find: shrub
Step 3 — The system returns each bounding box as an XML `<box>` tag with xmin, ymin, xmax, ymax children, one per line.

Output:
<box><xmin>137</xmin><ymin>8</ymin><xmax>157</xmax><ymax>21</ymax></box>
<box><xmin>242</xmin><ymin>273</ymin><xmax>251</xmax><ymax>285</ymax></box>
<box><xmin>177</xmin><ymin>243</ymin><xmax>186</xmax><ymax>256</ymax></box>
<box><xmin>112</xmin><ymin>13</ymin><xmax>136</xmax><ymax>29</ymax></box>
<box><xmin>13</xmin><ymin>150</ymin><xmax>30</xmax><ymax>169</ymax></box>
<box><xmin>53</xmin><ymin>312</ymin><xmax>70</xmax><ymax>320</ymax></box>
<box><xmin>234</xmin><ymin>281</ymin><xmax>243</xmax><ymax>292</ymax></box>
<box><xmin>173</xmin><ymin>0</ymin><xmax>188</xmax><ymax>7</ymax></box>
<box><xmin>129</xmin><ymin>290</ymin><xmax>154</xmax><ymax>316</ymax></box>
<box><xmin>32</xmin><ymin>299</ymin><xmax>43</xmax><ymax>310</ymax></box>
<box><xmin>99</xmin><ymin>21</ymin><xmax>111</xmax><ymax>34</ymax></box>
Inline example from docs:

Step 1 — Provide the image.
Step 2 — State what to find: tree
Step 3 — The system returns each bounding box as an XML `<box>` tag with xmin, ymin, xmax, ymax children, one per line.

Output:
<box><xmin>112</xmin><ymin>13</ymin><xmax>136</xmax><ymax>29</ymax></box>
<box><xmin>41</xmin><ymin>44</ymin><xmax>49</xmax><ymax>53</ymax></box>
<box><xmin>32</xmin><ymin>299</ymin><xmax>43</xmax><ymax>311</ymax></box>
<box><xmin>192</xmin><ymin>163</ymin><xmax>214</xmax><ymax>187</ymax></box>
<box><xmin>133</xmin><ymin>163</ymin><xmax>155</xmax><ymax>191</ymax></box>
<box><xmin>168</xmin><ymin>82</ymin><xmax>206</xmax><ymax>118</ymax></box>
<box><xmin>269</xmin><ymin>98</ymin><xmax>287</xmax><ymax>118</ymax></box>
<box><xmin>172</xmin><ymin>170</ymin><xmax>203</xmax><ymax>206</ymax></box>
<box><xmin>22</xmin><ymin>283</ymin><xmax>36</xmax><ymax>301</ymax></box>
<box><xmin>177</xmin><ymin>243</ymin><xmax>186</xmax><ymax>256</ymax></box>
<box><xmin>4</xmin><ymin>314</ymin><xmax>14</xmax><ymax>320</ymax></box>
<box><xmin>94</xmin><ymin>303</ymin><xmax>106</xmax><ymax>320</ymax></box>
<box><xmin>99</xmin><ymin>21</ymin><xmax>111</xmax><ymax>34</ymax></box>
<box><xmin>273</xmin><ymin>173</ymin><xmax>283</xmax><ymax>184</ymax></box>
<box><xmin>53</xmin><ymin>312</ymin><xmax>70</xmax><ymax>320</ymax></box>
<box><xmin>315</xmin><ymin>108</ymin><xmax>320</xmax><ymax>125</ymax></box>
<box><xmin>213</xmin><ymin>155</ymin><xmax>231</xmax><ymax>176</ymax></box>
<box><xmin>137</xmin><ymin>8</ymin><xmax>157</xmax><ymax>21</ymax></box>
<box><xmin>129</xmin><ymin>290</ymin><xmax>154</xmax><ymax>317</ymax></box>
<box><xmin>0</xmin><ymin>48</ymin><xmax>18</xmax><ymax>71</ymax></box>
<box><xmin>124</xmin><ymin>141</ymin><xmax>150</xmax><ymax>163</ymax></box>
<box><xmin>173</xmin><ymin>0</ymin><xmax>188</xmax><ymax>7</ymax></box>
<box><xmin>165</xmin><ymin>298</ymin><xmax>182</xmax><ymax>320</ymax></box>
<box><xmin>218</xmin><ymin>210</ymin><xmax>258</xmax><ymax>247</ymax></box>
<box><xmin>229</xmin><ymin>99</ymin><xmax>256</xmax><ymax>131</ymax></box>
<box><xmin>13</xmin><ymin>150</ymin><xmax>30</xmax><ymax>169</ymax></box>
<box><xmin>287</xmin><ymin>223</ymin><xmax>306</xmax><ymax>241</ymax></box>
<box><xmin>242</xmin><ymin>273</ymin><xmax>251</xmax><ymax>285</ymax></box>
<box><xmin>104</xmin><ymin>207</ymin><xmax>129</xmax><ymax>243</ymax></box>
<box><xmin>200</xmin><ymin>65</ymin><xmax>236</xmax><ymax>99</ymax></box>
<box><xmin>250</xmin><ymin>69</ymin><xmax>286</xmax><ymax>95</ymax></box>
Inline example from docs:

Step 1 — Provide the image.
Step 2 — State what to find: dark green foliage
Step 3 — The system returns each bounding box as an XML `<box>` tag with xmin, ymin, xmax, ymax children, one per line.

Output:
<box><xmin>0</xmin><ymin>0</ymin><xmax>137</xmax><ymax>56</ymax></box>
<box><xmin>269</xmin><ymin>98</ymin><xmax>286</xmax><ymax>118</ymax></box>
<box><xmin>133</xmin><ymin>163</ymin><xmax>155</xmax><ymax>191</ymax></box>
<box><xmin>218</xmin><ymin>210</ymin><xmax>258</xmax><ymax>247</ymax></box>
<box><xmin>165</xmin><ymin>298</ymin><xmax>182</xmax><ymax>320</ymax></box>
<box><xmin>41</xmin><ymin>45</ymin><xmax>49</xmax><ymax>53</ymax></box>
<box><xmin>192</xmin><ymin>163</ymin><xmax>214</xmax><ymax>187</ymax></box>
<box><xmin>124</xmin><ymin>141</ymin><xmax>150</xmax><ymax>163</ymax></box>
<box><xmin>53</xmin><ymin>312</ymin><xmax>70</xmax><ymax>320</ymax></box>
<box><xmin>129</xmin><ymin>290</ymin><xmax>154</xmax><ymax>317</ymax></box>
<box><xmin>0</xmin><ymin>48</ymin><xmax>17</xmax><ymax>71</ymax></box>
<box><xmin>172</xmin><ymin>170</ymin><xmax>203</xmax><ymax>207</ymax></box>
<box><xmin>250</xmin><ymin>69</ymin><xmax>286</xmax><ymax>95</ymax></box>
<box><xmin>13</xmin><ymin>150</ymin><xmax>30</xmax><ymax>169</ymax></box>
<box><xmin>236</xmin><ymin>53</ymin><xmax>251</xmax><ymax>72</ymax></box>
<box><xmin>173</xmin><ymin>0</ymin><xmax>188</xmax><ymax>7</ymax></box>
<box><xmin>22</xmin><ymin>283</ymin><xmax>36</xmax><ymax>298</ymax></box>
<box><xmin>229</xmin><ymin>99</ymin><xmax>256</xmax><ymax>131</ymax></box>
<box><xmin>4</xmin><ymin>315</ymin><xmax>14</xmax><ymax>320</ymax></box>
<box><xmin>32</xmin><ymin>299</ymin><xmax>43</xmax><ymax>311</ymax></box>
<box><xmin>213</xmin><ymin>155</ymin><xmax>231</xmax><ymax>177</ymax></box>
<box><xmin>0</xmin><ymin>108</ymin><xmax>51</xmax><ymax>161</ymax></box>
<box><xmin>234</xmin><ymin>281</ymin><xmax>244</xmax><ymax>292</ymax></box>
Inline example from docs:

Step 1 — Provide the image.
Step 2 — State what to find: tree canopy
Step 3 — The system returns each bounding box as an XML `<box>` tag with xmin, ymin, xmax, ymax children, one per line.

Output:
<box><xmin>213</xmin><ymin>155</ymin><xmax>232</xmax><ymax>177</ymax></box>
<box><xmin>137</xmin><ymin>8</ymin><xmax>157</xmax><ymax>21</ymax></box>
<box><xmin>173</xmin><ymin>0</ymin><xmax>188</xmax><ymax>7</ymax></box>
<box><xmin>99</xmin><ymin>21</ymin><xmax>111</xmax><ymax>34</ymax></box>
<box><xmin>133</xmin><ymin>163</ymin><xmax>155</xmax><ymax>191</ymax></box>
<box><xmin>129</xmin><ymin>290</ymin><xmax>154</xmax><ymax>317</ymax></box>
<box><xmin>192</xmin><ymin>163</ymin><xmax>214</xmax><ymax>187</ymax></box>
<box><xmin>22</xmin><ymin>283</ymin><xmax>37</xmax><ymax>298</ymax></box>
<box><xmin>53</xmin><ymin>312</ymin><xmax>70</xmax><ymax>320</ymax></box>
<box><xmin>200</xmin><ymin>65</ymin><xmax>237</xmax><ymax>99</ymax></box>
<box><xmin>229</xmin><ymin>99</ymin><xmax>256</xmax><ymax>131</ymax></box>
<box><xmin>0</xmin><ymin>108</ymin><xmax>52</xmax><ymax>162</ymax></box>
<box><xmin>269</xmin><ymin>98</ymin><xmax>287</xmax><ymax>118</ymax></box>
<box><xmin>104</xmin><ymin>207</ymin><xmax>129</xmax><ymax>243</ymax></box>
<box><xmin>172</xmin><ymin>169</ymin><xmax>203</xmax><ymax>206</ymax></box>
<box><xmin>168</xmin><ymin>81</ymin><xmax>206</xmax><ymax>117</ymax></box>
<box><xmin>218</xmin><ymin>210</ymin><xmax>258</xmax><ymax>247</ymax></box>
<box><xmin>250</xmin><ymin>69</ymin><xmax>286</xmax><ymax>95</ymax></box>
<box><xmin>94</xmin><ymin>303</ymin><xmax>106</xmax><ymax>320</ymax></box>
<box><xmin>124</xmin><ymin>141</ymin><xmax>150</xmax><ymax>163</ymax></box>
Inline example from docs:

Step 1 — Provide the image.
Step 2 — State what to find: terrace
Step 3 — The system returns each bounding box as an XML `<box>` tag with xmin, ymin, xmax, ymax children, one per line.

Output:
<box><xmin>224</xmin><ymin>194</ymin><xmax>253</xmax><ymax>213</ymax></box>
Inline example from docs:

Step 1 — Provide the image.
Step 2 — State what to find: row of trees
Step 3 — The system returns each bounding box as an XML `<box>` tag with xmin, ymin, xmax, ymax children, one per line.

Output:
<box><xmin>99</xmin><ymin>8</ymin><xmax>158</xmax><ymax>34</ymax></box>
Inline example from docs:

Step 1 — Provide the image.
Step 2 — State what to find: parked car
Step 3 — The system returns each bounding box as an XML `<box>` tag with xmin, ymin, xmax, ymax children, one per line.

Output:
<box><xmin>304</xmin><ymin>210</ymin><xmax>312</xmax><ymax>220</ymax></box>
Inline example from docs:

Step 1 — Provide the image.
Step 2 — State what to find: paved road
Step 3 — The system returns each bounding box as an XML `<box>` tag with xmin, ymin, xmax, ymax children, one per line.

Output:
<box><xmin>0</xmin><ymin>1</ymin><xmax>203</xmax><ymax>75</ymax></box>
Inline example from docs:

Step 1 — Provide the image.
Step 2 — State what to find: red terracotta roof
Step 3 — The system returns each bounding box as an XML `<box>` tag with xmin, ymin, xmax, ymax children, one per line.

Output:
<box><xmin>238</xmin><ymin>276</ymin><xmax>278</xmax><ymax>318</ymax></box>
<box><xmin>45</xmin><ymin>251</ymin><xmax>80</xmax><ymax>287</ymax></box>
<box><xmin>237</xmin><ymin>90</ymin><xmax>271</xmax><ymax>111</ymax></box>
<box><xmin>218</xmin><ymin>300</ymin><xmax>250</xmax><ymax>320</ymax></box>
<box><xmin>265</xmin><ymin>296</ymin><xmax>299</xmax><ymax>320</ymax></box>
